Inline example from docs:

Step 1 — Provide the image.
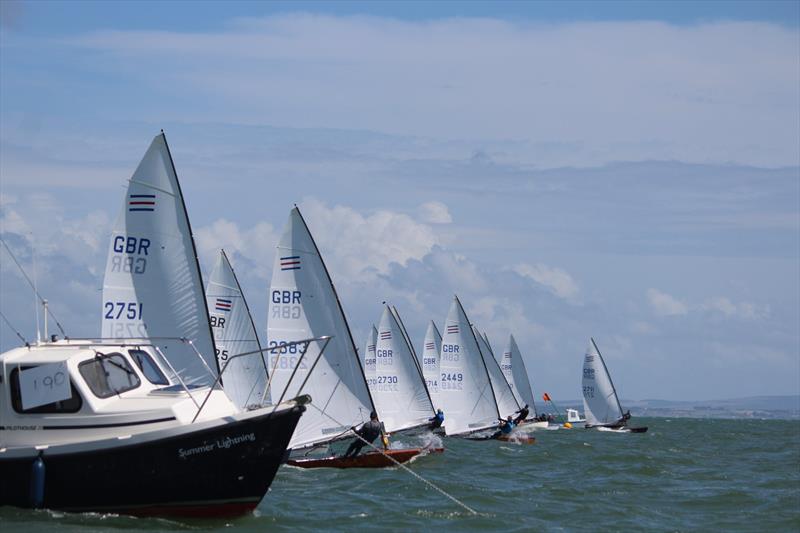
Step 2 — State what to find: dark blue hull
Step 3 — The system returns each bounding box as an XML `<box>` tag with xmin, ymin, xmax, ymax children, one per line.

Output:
<box><xmin>0</xmin><ymin>405</ymin><xmax>304</xmax><ymax>517</ymax></box>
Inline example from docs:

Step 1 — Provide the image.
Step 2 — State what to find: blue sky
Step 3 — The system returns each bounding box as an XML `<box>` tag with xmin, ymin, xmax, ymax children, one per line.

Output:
<box><xmin>1</xmin><ymin>1</ymin><xmax>798</xmax><ymax>402</ymax></box>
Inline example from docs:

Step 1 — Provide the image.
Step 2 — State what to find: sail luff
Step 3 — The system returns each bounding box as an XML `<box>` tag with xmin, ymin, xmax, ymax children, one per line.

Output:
<box><xmin>458</xmin><ymin>298</ymin><xmax>501</xmax><ymax>421</ymax></box>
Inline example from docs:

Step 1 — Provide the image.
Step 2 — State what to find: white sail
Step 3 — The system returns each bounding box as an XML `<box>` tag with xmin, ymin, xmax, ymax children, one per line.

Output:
<box><xmin>101</xmin><ymin>133</ymin><xmax>217</xmax><ymax>386</ymax></box>
<box><xmin>363</xmin><ymin>325</ymin><xmax>377</xmax><ymax>392</ymax></box>
<box><xmin>421</xmin><ymin>321</ymin><xmax>442</xmax><ymax>403</ymax></box>
<box><xmin>437</xmin><ymin>296</ymin><xmax>499</xmax><ymax>435</ymax></box>
<box><xmin>205</xmin><ymin>250</ymin><xmax>269</xmax><ymax>409</ymax></box>
<box><xmin>582</xmin><ymin>338</ymin><xmax>624</xmax><ymax>426</ymax></box>
<box><xmin>374</xmin><ymin>306</ymin><xmax>435</xmax><ymax>432</ymax></box>
<box><xmin>267</xmin><ymin>207</ymin><xmax>374</xmax><ymax>449</ymax></box>
<box><xmin>475</xmin><ymin>326</ymin><xmax>520</xmax><ymax>419</ymax></box>
<box><xmin>504</xmin><ymin>334</ymin><xmax>537</xmax><ymax>414</ymax></box>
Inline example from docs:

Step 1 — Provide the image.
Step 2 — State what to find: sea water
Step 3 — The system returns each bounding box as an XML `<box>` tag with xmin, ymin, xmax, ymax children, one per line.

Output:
<box><xmin>1</xmin><ymin>418</ymin><xmax>798</xmax><ymax>532</ymax></box>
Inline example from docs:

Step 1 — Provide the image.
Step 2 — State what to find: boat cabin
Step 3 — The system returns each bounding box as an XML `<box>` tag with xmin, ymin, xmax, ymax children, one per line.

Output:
<box><xmin>0</xmin><ymin>339</ymin><xmax>235</xmax><ymax>450</ymax></box>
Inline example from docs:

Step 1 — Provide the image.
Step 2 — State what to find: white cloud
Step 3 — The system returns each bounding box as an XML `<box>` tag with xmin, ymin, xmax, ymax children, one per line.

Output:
<box><xmin>195</xmin><ymin>218</ymin><xmax>279</xmax><ymax>280</ymax></box>
<box><xmin>62</xmin><ymin>17</ymin><xmax>800</xmax><ymax>168</ymax></box>
<box><xmin>701</xmin><ymin>296</ymin><xmax>769</xmax><ymax>321</ymax></box>
<box><xmin>300</xmin><ymin>198</ymin><xmax>438</xmax><ymax>280</ymax></box>
<box><xmin>647</xmin><ymin>288</ymin><xmax>689</xmax><ymax>316</ymax></box>
<box><xmin>417</xmin><ymin>201</ymin><xmax>453</xmax><ymax>224</ymax></box>
<box><xmin>513</xmin><ymin>263</ymin><xmax>579</xmax><ymax>300</ymax></box>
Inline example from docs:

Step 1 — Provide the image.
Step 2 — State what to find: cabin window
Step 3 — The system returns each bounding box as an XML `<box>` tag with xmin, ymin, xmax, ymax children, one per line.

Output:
<box><xmin>79</xmin><ymin>353</ymin><xmax>141</xmax><ymax>398</ymax></box>
<box><xmin>9</xmin><ymin>367</ymin><xmax>83</xmax><ymax>414</ymax></box>
<box><xmin>129</xmin><ymin>349</ymin><xmax>169</xmax><ymax>385</ymax></box>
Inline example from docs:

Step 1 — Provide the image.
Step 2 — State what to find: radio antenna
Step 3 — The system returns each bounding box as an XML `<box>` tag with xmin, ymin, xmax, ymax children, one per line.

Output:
<box><xmin>0</xmin><ymin>237</ymin><xmax>67</xmax><ymax>337</ymax></box>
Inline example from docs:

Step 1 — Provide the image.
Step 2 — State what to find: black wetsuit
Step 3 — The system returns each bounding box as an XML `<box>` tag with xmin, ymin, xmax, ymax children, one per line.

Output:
<box><xmin>513</xmin><ymin>407</ymin><xmax>529</xmax><ymax>425</ymax></box>
<box><xmin>343</xmin><ymin>419</ymin><xmax>383</xmax><ymax>458</ymax></box>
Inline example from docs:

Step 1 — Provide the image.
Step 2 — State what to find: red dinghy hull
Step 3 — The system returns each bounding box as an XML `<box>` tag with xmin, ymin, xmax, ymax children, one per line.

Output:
<box><xmin>287</xmin><ymin>448</ymin><xmax>441</xmax><ymax>469</ymax></box>
<box><xmin>496</xmin><ymin>434</ymin><xmax>536</xmax><ymax>444</ymax></box>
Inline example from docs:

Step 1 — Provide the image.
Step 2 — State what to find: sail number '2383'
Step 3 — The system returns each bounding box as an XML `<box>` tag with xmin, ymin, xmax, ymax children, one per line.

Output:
<box><xmin>103</xmin><ymin>302</ymin><xmax>143</xmax><ymax>320</ymax></box>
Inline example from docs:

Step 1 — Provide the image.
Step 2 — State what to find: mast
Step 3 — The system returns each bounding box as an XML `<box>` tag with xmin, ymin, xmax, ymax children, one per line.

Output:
<box><xmin>293</xmin><ymin>207</ymin><xmax>377</xmax><ymax>414</ymax></box>
<box><xmin>161</xmin><ymin>131</ymin><xmax>220</xmax><ymax>377</ymax></box>
<box><xmin>590</xmin><ymin>337</ymin><xmax>624</xmax><ymax>417</ymax></box>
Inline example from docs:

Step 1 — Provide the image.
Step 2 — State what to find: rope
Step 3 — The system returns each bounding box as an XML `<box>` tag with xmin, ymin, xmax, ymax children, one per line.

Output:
<box><xmin>305</xmin><ymin>402</ymin><xmax>479</xmax><ymax>516</ymax></box>
<box><xmin>0</xmin><ymin>238</ymin><xmax>67</xmax><ymax>336</ymax></box>
<box><xmin>0</xmin><ymin>310</ymin><xmax>28</xmax><ymax>345</ymax></box>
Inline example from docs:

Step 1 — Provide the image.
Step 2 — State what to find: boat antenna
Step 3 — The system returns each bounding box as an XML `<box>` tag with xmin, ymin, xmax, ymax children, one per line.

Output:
<box><xmin>0</xmin><ymin>237</ymin><xmax>67</xmax><ymax>337</ymax></box>
<box><xmin>0</xmin><ymin>310</ymin><xmax>29</xmax><ymax>346</ymax></box>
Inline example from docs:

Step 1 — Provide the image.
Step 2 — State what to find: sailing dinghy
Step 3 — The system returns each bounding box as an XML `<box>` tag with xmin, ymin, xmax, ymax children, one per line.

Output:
<box><xmin>0</xmin><ymin>133</ymin><xmax>306</xmax><ymax>517</ymax></box>
<box><xmin>372</xmin><ymin>305</ymin><xmax>437</xmax><ymax>434</ymax></box>
<box><xmin>420</xmin><ymin>321</ymin><xmax>442</xmax><ymax>409</ymax></box>
<box><xmin>268</xmin><ymin>208</ymin><xmax>432</xmax><ymax>467</ymax></box>
<box><xmin>498</xmin><ymin>334</ymin><xmax>550</xmax><ymax>429</ymax></box>
<box><xmin>582</xmin><ymin>338</ymin><xmax>647</xmax><ymax>433</ymax></box>
<box><xmin>206</xmin><ymin>249</ymin><xmax>270</xmax><ymax>409</ymax></box>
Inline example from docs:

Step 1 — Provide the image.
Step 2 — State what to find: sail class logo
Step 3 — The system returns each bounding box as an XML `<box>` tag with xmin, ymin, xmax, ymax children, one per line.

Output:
<box><xmin>280</xmin><ymin>256</ymin><xmax>301</xmax><ymax>271</ymax></box>
<box><xmin>128</xmin><ymin>194</ymin><xmax>156</xmax><ymax>212</ymax></box>
<box><xmin>380</xmin><ymin>331</ymin><xmax>391</xmax><ymax>340</ymax></box>
<box><xmin>425</xmin><ymin>342</ymin><xmax>435</xmax><ymax>350</ymax></box>
<box><xmin>446</xmin><ymin>325</ymin><xmax>459</xmax><ymax>334</ymax></box>
<box><xmin>215</xmin><ymin>298</ymin><xmax>232</xmax><ymax>312</ymax></box>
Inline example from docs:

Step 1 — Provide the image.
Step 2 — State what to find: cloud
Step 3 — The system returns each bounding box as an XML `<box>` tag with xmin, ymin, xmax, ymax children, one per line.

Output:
<box><xmin>56</xmin><ymin>16</ymin><xmax>800</xmax><ymax>168</ymax></box>
<box><xmin>701</xmin><ymin>296</ymin><xmax>769</xmax><ymax>320</ymax></box>
<box><xmin>300</xmin><ymin>198</ymin><xmax>438</xmax><ymax>280</ymax></box>
<box><xmin>646</xmin><ymin>288</ymin><xmax>689</xmax><ymax>316</ymax></box>
<box><xmin>417</xmin><ymin>201</ymin><xmax>452</xmax><ymax>224</ymax></box>
<box><xmin>513</xmin><ymin>263</ymin><xmax>579</xmax><ymax>300</ymax></box>
<box><xmin>195</xmin><ymin>218</ymin><xmax>279</xmax><ymax>280</ymax></box>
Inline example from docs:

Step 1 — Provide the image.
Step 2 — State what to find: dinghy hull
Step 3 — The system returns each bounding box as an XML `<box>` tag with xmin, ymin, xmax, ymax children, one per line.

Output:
<box><xmin>0</xmin><ymin>405</ymin><xmax>305</xmax><ymax>517</ymax></box>
<box><xmin>287</xmin><ymin>447</ymin><xmax>441</xmax><ymax>468</ymax></box>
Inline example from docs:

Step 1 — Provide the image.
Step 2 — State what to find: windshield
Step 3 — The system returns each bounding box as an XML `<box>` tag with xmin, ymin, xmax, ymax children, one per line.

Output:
<box><xmin>79</xmin><ymin>352</ymin><xmax>141</xmax><ymax>398</ymax></box>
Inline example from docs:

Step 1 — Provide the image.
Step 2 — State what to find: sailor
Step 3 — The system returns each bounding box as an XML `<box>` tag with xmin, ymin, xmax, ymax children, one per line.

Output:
<box><xmin>491</xmin><ymin>416</ymin><xmax>516</xmax><ymax>439</ymax></box>
<box><xmin>428</xmin><ymin>409</ymin><xmax>445</xmax><ymax>429</ymax></box>
<box><xmin>513</xmin><ymin>404</ymin><xmax>530</xmax><ymax>425</ymax></box>
<box><xmin>620</xmin><ymin>410</ymin><xmax>632</xmax><ymax>424</ymax></box>
<box><xmin>343</xmin><ymin>411</ymin><xmax>386</xmax><ymax>458</ymax></box>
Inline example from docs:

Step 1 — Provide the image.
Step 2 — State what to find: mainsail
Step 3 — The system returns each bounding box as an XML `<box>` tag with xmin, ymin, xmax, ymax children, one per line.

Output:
<box><xmin>206</xmin><ymin>250</ymin><xmax>269</xmax><ymax>409</ymax></box>
<box><xmin>363</xmin><ymin>325</ymin><xmax>378</xmax><ymax>392</ymax></box>
<box><xmin>475</xmin><ymin>326</ymin><xmax>520</xmax><ymax>419</ymax></box>
<box><xmin>373</xmin><ymin>306</ymin><xmax>435</xmax><ymax>432</ymax></box>
<box><xmin>101</xmin><ymin>133</ymin><xmax>217</xmax><ymax>386</ymax></box>
<box><xmin>504</xmin><ymin>334</ymin><xmax>537</xmax><ymax>415</ymax></box>
<box><xmin>421</xmin><ymin>321</ymin><xmax>442</xmax><ymax>404</ymax></box>
<box><xmin>582</xmin><ymin>338</ymin><xmax>624</xmax><ymax>427</ymax></box>
<box><xmin>437</xmin><ymin>296</ymin><xmax>499</xmax><ymax>435</ymax></box>
<box><xmin>267</xmin><ymin>207</ymin><xmax>375</xmax><ymax>449</ymax></box>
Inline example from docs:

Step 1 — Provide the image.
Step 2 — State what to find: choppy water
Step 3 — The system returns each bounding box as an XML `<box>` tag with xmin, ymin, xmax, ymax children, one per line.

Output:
<box><xmin>2</xmin><ymin>418</ymin><xmax>799</xmax><ymax>532</ymax></box>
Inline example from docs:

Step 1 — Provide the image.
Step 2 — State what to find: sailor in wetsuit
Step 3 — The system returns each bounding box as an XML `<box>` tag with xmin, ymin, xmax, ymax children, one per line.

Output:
<box><xmin>343</xmin><ymin>411</ymin><xmax>386</xmax><ymax>458</ymax></box>
<box><xmin>513</xmin><ymin>404</ymin><xmax>530</xmax><ymax>425</ymax></box>
<box><xmin>428</xmin><ymin>409</ymin><xmax>445</xmax><ymax>429</ymax></box>
<box><xmin>491</xmin><ymin>416</ymin><xmax>516</xmax><ymax>439</ymax></box>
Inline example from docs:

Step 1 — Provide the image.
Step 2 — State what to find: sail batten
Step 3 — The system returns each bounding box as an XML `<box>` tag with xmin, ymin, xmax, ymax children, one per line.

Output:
<box><xmin>373</xmin><ymin>306</ymin><xmax>435</xmax><ymax>433</ymax></box>
<box><xmin>267</xmin><ymin>208</ymin><xmax>374</xmax><ymax>449</ymax></box>
<box><xmin>436</xmin><ymin>296</ymin><xmax>499</xmax><ymax>435</ymax></box>
<box><xmin>206</xmin><ymin>250</ymin><xmax>269</xmax><ymax>409</ymax></box>
<box><xmin>475</xmin><ymin>327</ymin><xmax>520</xmax><ymax>419</ymax></box>
<box><xmin>101</xmin><ymin>133</ymin><xmax>217</xmax><ymax>387</ymax></box>
<box><xmin>582</xmin><ymin>338</ymin><xmax>624</xmax><ymax>426</ymax></box>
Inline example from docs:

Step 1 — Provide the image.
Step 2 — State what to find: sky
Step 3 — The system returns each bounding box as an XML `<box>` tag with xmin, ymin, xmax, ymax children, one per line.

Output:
<box><xmin>1</xmin><ymin>1</ymin><xmax>798</xmax><ymax>402</ymax></box>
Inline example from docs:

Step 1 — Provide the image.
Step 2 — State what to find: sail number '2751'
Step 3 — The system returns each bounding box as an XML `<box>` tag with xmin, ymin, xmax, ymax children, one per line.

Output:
<box><xmin>103</xmin><ymin>302</ymin><xmax>143</xmax><ymax>320</ymax></box>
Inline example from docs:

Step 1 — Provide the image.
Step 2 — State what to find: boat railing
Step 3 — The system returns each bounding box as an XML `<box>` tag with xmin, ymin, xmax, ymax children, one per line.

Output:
<box><xmin>191</xmin><ymin>335</ymin><xmax>333</xmax><ymax>423</ymax></box>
